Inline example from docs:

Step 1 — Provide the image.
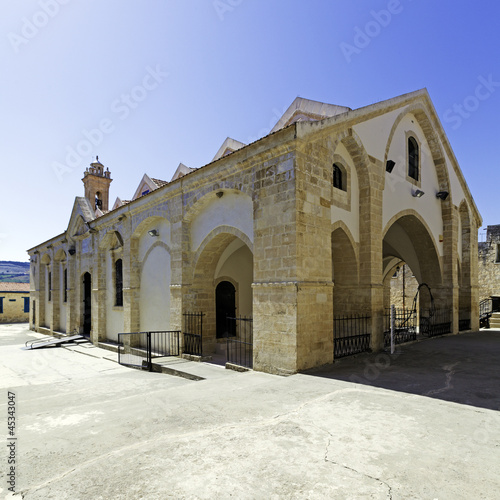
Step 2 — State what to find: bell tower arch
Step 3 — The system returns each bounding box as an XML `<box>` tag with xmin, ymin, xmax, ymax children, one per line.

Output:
<box><xmin>82</xmin><ymin>156</ymin><xmax>112</xmax><ymax>212</ymax></box>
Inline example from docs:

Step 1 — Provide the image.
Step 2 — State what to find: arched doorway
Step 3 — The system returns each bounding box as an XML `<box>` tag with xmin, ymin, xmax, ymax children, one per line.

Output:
<box><xmin>216</xmin><ymin>281</ymin><xmax>236</xmax><ymax>338</ymax></box>
<box><xmin>83</xmin><ymin>272</ymin><xmax>91</xmax><ymax>336</ymax></box>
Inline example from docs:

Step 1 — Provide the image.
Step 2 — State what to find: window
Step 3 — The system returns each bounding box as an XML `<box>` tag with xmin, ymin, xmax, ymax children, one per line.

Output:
<box><xmin>24</xmin><ymin>297</ymin><xmax>30</xmax><ymax>313</ymax></box>
<box><xmin>48</xmin><ymin>271</ymin><xmax>52</xmax><ymax>301</ymax></box>
<box><xmin>333</xmin><ymin>163</ymin><xmax>343</xmax><ymax>190</ymax></box>
<box><xmin>115</xmin><ymin>259</ymin><xmax>123</xmax><ymax>306</ymax></box>
<box><xmin>0</xmin><ymin>297</ymin><xmax>3</xmax><ymax>314</ymax></box>
<box><xmin>408</xmin><ymin>136</ymin><xmax>419</xmax><ymax>181</ymax></box>
<box><xmin>64</xmin><ymin>268</ymin><xmax>68</xmax><ymax>302</ymax></box>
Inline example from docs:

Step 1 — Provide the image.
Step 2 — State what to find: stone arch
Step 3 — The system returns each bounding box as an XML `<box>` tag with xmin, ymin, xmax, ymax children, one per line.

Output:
<box><xmin>383</xmin><ymin>105</ymin><xmax>451</xmax><ymax>196</ymax></box>
<box><xmin>383</xmin><ymin>210</ymin><xmax>443</xmax><ymax>313</ymax></box>
<box><xmin>189</xmin><ymin>229</ymin><xmax>254</xmax><ymax>357</ymax></box>
<box><xmin>54</xmin><ymin>249</ymin><xmax>67</xmax><ymax>262</ymax></box>
<box><xmin>184</xmin><ymin>187</ymin><xmax>253</xmax><ymax>222</ymax></box>
<box><xmin>98</xmin><ymin>230</ymin><xmax>124</xmax><ymax>250</ymax></box>
<box><xmin>131</xmin><ymin>215</ymin><xmax>168</xmax><ymax>240</ymax></box>
<box><xmin>331</xmin><ymin>222</ymin><xmax>359</xmax><ymax>314</ymax></box>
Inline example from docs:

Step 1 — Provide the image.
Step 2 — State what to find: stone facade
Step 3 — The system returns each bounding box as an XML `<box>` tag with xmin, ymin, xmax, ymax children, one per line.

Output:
<box><xmin>0</xmin><ymin>283</ymin><xmax>30</xmax><ymax>323</ymax></box>
<box><xmin>478</xmin><ymin>225</ymin><xmax>500</xmax><ymax>302</ymax></box>
<box><xmin>28</xmin><ymin>91</ymin><xmax>481</xmax><ymax>374</ymax></box>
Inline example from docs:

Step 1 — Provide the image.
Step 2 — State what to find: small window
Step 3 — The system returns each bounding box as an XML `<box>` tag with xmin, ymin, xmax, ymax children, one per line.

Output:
<box><xmin>24</xmin><ymin>297</ymin><xmax>30</xmax><ymax>313</ymax></box>
<box><xmin>142</xmin><ymin>189</ymin><xmax>150</xmax><ymax>196</ymax></box>
<box><xmin>333</xmin><ymin>163</ymin><xmax>344</xmax><ymax>190</ymax></box>
<box><xmin>64</xmin><ymin>268</ymin><xmax>68</xmax><ymax>302</ymax></box>
<box><xmin>48</xmin><ymin>271</ymin><xmax>52</xmax><ymax>301</ymax></box>
<box><xmin>115</xmin><ymin>259</ymin><xmax>123</xmax><ymax>306</ymax></box>
<box><xmin>408</xmin><ymin>137</ymin><xmax>419</xmax><ymax>181</ymax></box>
<box><xmin>0</xmin><ymin>297</ymin><xmax>3</xmax><ymax>314</ymax></box>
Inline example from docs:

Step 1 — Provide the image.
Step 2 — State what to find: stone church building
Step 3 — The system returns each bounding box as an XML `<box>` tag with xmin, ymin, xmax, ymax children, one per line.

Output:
<box><xmin>28</xmin><ymin>89</ymin><xmax>481</xmax><ymax>374</ymax></box>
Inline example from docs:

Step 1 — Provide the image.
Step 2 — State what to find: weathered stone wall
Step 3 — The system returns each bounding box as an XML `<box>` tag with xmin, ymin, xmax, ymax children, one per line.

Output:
<box><xmin>478</xmin><ymin>225</ymin><xmax>500</xmax><ymax>301</ymax></box>
<box><xmin>0</xmin><ymin>292</ymin><xmax>29</xmax><ymax>323</ymax></box>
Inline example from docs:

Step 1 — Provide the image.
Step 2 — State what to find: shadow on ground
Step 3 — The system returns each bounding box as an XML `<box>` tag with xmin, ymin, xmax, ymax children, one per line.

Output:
<box><xmin>306</xmin><ymin>330</ymin><xmax>500</xmax><ymax>411</ymax></box>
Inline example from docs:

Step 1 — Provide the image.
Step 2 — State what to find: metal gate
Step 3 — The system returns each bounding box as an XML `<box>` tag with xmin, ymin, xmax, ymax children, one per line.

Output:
<box><xmin>226</xmin><ymin>316</ymin><xmax>253</xmax><ymax>369</ymax></box>
<box><xmin>333</xmin><ymin>314</ymin><xmax>371</xmax><ymax>358</ymax></box>
<box><xmin>183</xmin><ymin>312</ymin><xmax>204</xmax><ymax>356</ymax></box>
<box><xmin>118</xmin><ymin>331</ymin><xmax>180</xmax><ymax>371</ymax></box>
<box><xmin>384</xmin><ymin>308</ymin><xmax>417</xmax><ymax>347</ymax></box>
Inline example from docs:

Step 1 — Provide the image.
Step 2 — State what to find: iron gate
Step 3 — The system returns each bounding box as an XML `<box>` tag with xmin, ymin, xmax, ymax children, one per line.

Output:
<box><xmin>118</xmin><ymin>331</ymin><xmax>180</xmax><ymax>371</ymax></box>
<box><xmin>226</xmin><ymin>316</ymin><xmax>253</xmax><ymax>369</ymax></box>
<box><xmin>384</xmin><ymin>308</ymin><xmax>417</xmax><ymax>347</ymax></box>
<box><xmin>333</xmin><ymin>314</ymin><xmax>371</xmax><ymax>358</ymax></box>
<box><xmin>183</xmin><ymin>312</ymin><xmax>204</xmax><ymax>356</ymax></box>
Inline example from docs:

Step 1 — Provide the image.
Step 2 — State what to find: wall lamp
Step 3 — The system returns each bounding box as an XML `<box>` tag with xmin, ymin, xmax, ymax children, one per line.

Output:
<box><xmin>412</xmin><ymin>189</ymin><xmax>425</xmax><ymax>198</ymax></box>
<box><xmin>436</xmin><ymin>191</ymin><xmax>449</xmax><ymax>200</ymax></box>
<box><xmin>148</xmin><ymin>229</ymin><xmax>159</xmax><ymax>237</ymax></box>
<box><xmin>386</xmin><ymin>160</ymin><xmax>395</xmax><ymax>173</ymax></box>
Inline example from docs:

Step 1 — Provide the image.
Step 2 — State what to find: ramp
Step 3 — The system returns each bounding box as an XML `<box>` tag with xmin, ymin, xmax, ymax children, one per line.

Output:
<box><xmin>25</xmin><ymin>335</ymin><xmax>87</xmax><ymax>350</ymax></box>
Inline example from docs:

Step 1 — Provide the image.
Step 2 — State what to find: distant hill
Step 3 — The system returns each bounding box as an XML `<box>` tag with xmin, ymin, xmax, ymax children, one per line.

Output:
<box><xmin>0</xmin><ymin>261</ymin><xmax>30</xmax><ymax>283</ymax></box>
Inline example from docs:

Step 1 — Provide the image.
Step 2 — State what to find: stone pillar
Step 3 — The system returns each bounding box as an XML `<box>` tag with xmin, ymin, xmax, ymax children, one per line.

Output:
<box><xmin>51</xmin><ymin>258</ymin><xmax>61</xmax><ymax>332</ymax></box>
<box><xmin>66</xmin><ymin>248</ymin><xmax>77</xmax><ymax>334</ymax></box>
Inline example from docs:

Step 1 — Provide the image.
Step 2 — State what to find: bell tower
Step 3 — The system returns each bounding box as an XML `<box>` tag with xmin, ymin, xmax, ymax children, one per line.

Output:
<box><xmin>82</xmin><ymin>157</ymin><xmax>112</xmax><ymax>212</ymax></box>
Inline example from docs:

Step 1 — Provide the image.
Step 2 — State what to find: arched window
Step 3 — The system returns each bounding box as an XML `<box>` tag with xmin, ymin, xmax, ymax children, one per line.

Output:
<box><xmin>115</xmin><ymin>259</ymin><xmax>123</xmax><ymax>306</ymax></box>
<box><xmin>333</xmin><ymin>163</ymin><xmax>343</xmax><ymax>190</ymax></box>
<box><xmin>408</xmin><ymin>137</ymin><xmax>419</xmax><ymax>181</ymax></box>
<box><xmin>95</xmin><ymin>192</ymin><xmax>102</xmax><ymax>209</ymax></box>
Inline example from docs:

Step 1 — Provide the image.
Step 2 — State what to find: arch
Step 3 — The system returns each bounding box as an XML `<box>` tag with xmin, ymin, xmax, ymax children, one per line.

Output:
<box><xmin>382</xmin><ymin>210</ymin><xmax>442</xmax><ymax>286</ymax></box>
<box><xmin>54</xmin><ymin>249</ymin><xmax>67</xmax><ymax>262</ymax></box>
<box><xmin>192</xmin><ymin>225</ymin><xmax>253</xmax><ymax>271</ymax></box>
<box><xmin>184</xmin><ymin>187</ymin><xmax>253</xmax><ymax>223</ymax></box>
<box><xmin>131</xmin><ymin>215</ymin><xmax>168</xmax><ymax>240</ymax></box>
<box><xmin>331</xmin><ymin>223</ymin><xmax>359</xmax><ymax>314</ymax></box>
<box><xmin>98</xmin><ymin>230</ymin><xmax>123</xmax><ymax>250</ymax></box>
<box><xmin>338</xmin><ymin>128</ymin><xmax>373</xmax><ymax>189</ymax></box>
<box><xmin>82</xmin><ymin>272</ymin><xmax>92</xmax><ymax>335</ymax></box>
<box><xmin>383</xmin><ymin>105</ymin><xmax>451</xmax><ymax>195</ymax></box>
<box><xmin>140</xmin><ymin>240</ymin><xmax>172</xmax><ymax>270</ymax></box>
<box><xmin>40</xmin><ymin>253</ymin><xmax>51</xmax><ymax>265</ymax></box>
<box><xmin>190</xmin><ymin>229</ymin><xmax>254</xmax><ymax>357</ymax></box>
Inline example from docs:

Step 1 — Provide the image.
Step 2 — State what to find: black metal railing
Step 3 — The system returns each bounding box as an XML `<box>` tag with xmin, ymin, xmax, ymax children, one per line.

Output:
<box><xmin>183</xmin><ymin>312</ymin><xmax>204</xmax><ymax>356</ymax></box>
<box><xmin>459</xmin><ymin>316</ymin><xmax>471</xmax><ymax>331</ymax></box>
<box><xmin>333</xmin><ymin>314</ymin><xmax>371</xmax><ymax>358</ymax></box>
<box><xmin>480</xmin><ymin>298</ymin><xmax>493</xmax><ymax>328</ymax></box>
<box><xmin>226</xmin><ymin>316</ymin><xmax>253</xmax><ymax>369</ymax></box>
<box><xmin>420</xmin><ymin>308</ymin><xmax>452</xmax><ymax>337</ymax></box>
<box><xmin>384</xmin><ymin>308</ymin><xmax>417</xmax><ymax>347</ymax></box>
<box><xmin>118</xmin><ymin>331</ymin><xmax>180</xmax><ymax>371</ymax></box>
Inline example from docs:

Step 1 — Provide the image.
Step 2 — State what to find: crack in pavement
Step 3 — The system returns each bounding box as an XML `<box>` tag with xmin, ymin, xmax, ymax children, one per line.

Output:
<box><xmin>424</xmin><ymin>362</ymin><xmax>459</xmax><ymax>396</ymax></box>
<box><xmin>323</xmin><ymin>437</ymin><xmax>393</xmax><ymax>499</ymax></box>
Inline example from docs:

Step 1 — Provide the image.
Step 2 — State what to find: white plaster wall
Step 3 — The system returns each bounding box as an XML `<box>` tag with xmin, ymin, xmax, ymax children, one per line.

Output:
<box><xmin>105</xmin><ymin>254</ymin><xmax>124</xmax><ymax>342</ymax></box>
<box><xmin>190</xmin><ymin>193</ymin><xmax>253</xmax><ymax>252</ymax></box>
<box><xmin>140</xmin><ymin>245</ymin><xmax>171</xmax><ymax>331</ymax></box>
<box><xmin>353</xmin><ymin>108</ymin><xmax>402</xmax><ymax>161</ymax></box>
<box><xmin>138</xmin><ymin>218</ymin><xmax>171</xmax><ymax>262</ymax></box>
<box><xmin>383</xmin><ymin>114</ymin><xmax>444</xmax><ymax>255</ymax></box>
<box><xmin>216</xmin><ymin>244</ymin><xmax>253</xmax><ymax>316</ymax></box>
<box><xmin>331</xmin><ymin>142</ymin><xmax>360</xmax><ymax>243</ymax></box>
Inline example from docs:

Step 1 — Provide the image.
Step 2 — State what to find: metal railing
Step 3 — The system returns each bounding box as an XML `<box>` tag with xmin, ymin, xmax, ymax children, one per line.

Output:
<box><xmin>226</xmin><ymin>316</ymin><xmax>253</xmax><ymax>369</ymax></box>
<box><xmin>118</xmin><ymin>331</ymin><xmax>180</xmax><ymax>371</ymax></box>
<box><xmin>480</xmin><ymin>298</ymin><xmax>493</xmax><ymax>328</ymax></box>
<box><xmin>384</xmin><ymin>308</ymin><xmax>417</xmax><ymax>347</ymax></box>
<box><xmin>420</xmin><ymin>308</ymin><xmax>452</xmax><ymax>337</ymax></box>
<box><xmin>183</xmin><ymin>312</ymin><xmax>204</xmax><ymax>356</ymax></box>
<box><xmin>333</xmin><ymin>314</ymin><xmax>371</xmax><ymax>358</ymax></box>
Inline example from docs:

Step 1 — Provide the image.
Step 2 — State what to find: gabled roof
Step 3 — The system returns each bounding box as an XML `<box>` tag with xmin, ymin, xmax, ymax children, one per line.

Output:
<box><xmin>131</xmin><ymin>174</ymin><xmax>168</xmax><ymax>201</ymax></box>
<box><xmin>171</xmin><ymin>163</ymin><xmax>195</xmax><ymax>181</ymax></box>
<box><xmin>66</xmin><ymin>197</ymin><xmax>95</xmax><ymax>239</ymax></box>
<box><xmin>112</xmin><ymin>197</ymin><xmax>132</xmax><ymax>210</ymax></box>
<box><xmin>211</xmin><ymin>137</ymin><xmax>247</xmax><ymax>162</ymax></box>
<box><xmin>270</xmin><ymin>97</ymin><xmax>351</xmax><ymax>133</ymax></box>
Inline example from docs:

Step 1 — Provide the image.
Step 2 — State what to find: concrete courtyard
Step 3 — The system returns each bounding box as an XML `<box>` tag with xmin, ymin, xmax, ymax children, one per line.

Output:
<box><xmin>1</xmin><ymin>323</ymin><xmax>499</xmax><ymax>499</ymax></box>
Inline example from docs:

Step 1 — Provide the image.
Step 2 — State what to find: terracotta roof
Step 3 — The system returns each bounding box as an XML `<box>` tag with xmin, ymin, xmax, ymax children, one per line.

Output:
<box><xmin>0</xmin><ymin>282</ymin><xmax>30</xmax><ymax>292</ymax></box>
<box><xmin>151</xmin><ymin>178</ymin><xmax>168</xmax><ymax>188</ymax></box>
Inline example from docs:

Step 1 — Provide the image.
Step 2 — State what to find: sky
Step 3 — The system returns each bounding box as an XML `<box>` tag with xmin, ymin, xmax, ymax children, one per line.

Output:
<box><xmin>1</xmin><ymin>0</ymin><xmax>499</xmax><ymax>261</ymax></box>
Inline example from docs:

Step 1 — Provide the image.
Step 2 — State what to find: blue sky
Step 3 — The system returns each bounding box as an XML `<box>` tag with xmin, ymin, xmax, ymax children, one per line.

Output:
<box><xmin>1</xmin><ymin>0</ymin><xmax>499</xmax><ymax>260</ymax></box>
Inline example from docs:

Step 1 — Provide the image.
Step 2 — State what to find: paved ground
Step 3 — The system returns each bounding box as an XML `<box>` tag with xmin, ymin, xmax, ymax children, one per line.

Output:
<box><xmin>1</xmin><ymin>324</ymin><xmax>499</xmax><ymax>499</ymax></box>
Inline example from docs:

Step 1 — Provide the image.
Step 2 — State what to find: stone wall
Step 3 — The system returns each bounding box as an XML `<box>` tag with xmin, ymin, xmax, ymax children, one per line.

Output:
<box><xmin>478</xmin><ymin>225</ymin><xmax>500</xmax><ymax>301</ymax></box>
